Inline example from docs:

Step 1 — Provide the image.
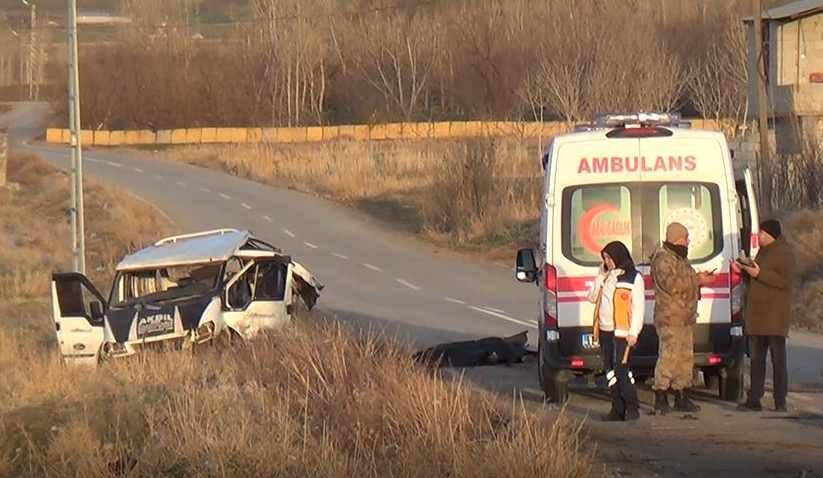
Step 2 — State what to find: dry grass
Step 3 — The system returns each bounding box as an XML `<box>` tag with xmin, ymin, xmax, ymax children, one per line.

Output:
<box><xmin>146</xmin><ymin>137</ymin><xmax>823</xmax><ymax>330</ymax></box>
<box><xmin>780</xmin><ymin>208</ymin><xmax>823</xmax><ymax>332</ymax></box>
<box><xmin>0</xmin><ymin>312</ymin><xmax>594</xmax><ymax>478</ymax></box>
<box><xmin>152</xmin><ymin>137</ymin><xmax>543</xmax><ymax>254</ymax></box>
<box><xmin>0</xmin><ymin>151</ymin><xmax>594</xmax><ymax>477</ymax></box>
<box><xmin>0</xmin><ymin>152</ymin><xmax>177</xmax><ymax>300</ymax></box>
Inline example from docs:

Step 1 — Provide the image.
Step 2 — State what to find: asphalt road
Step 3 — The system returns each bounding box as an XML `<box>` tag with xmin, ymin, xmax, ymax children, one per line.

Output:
<box><xmin>3</xmin><ymin>102</ymin><xmax>822</xmax><ymax>477</ymax></box>
<box><xmin>3</xmin><ymin>102</ymin><xmax>539</xmax><ymax>349</ymax></box>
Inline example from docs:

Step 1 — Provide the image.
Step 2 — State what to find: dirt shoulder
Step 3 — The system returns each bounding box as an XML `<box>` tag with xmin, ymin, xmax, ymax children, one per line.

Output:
<box><xmin>447</xmin><ymin>361</ymin><xmax>823</xmax><ymax>478</ymax></box>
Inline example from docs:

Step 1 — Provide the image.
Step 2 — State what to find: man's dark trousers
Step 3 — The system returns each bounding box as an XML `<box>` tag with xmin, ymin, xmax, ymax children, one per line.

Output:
<box><xmin>747</xmin><ymin>335</ymin><xmax>788</xmax><ymax>407</ymax></box>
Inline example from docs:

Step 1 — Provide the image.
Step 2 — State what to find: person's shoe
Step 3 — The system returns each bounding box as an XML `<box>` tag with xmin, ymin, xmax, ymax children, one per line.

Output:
<box><xmin>624</xmin><ymin>407</ymin><xmax>640</xmax><ymax>421</ymax></box>
<box><xmin>601</xmin><ymin>409</ymin><xmax>624</xmax><ymax>422</ymax></box>
<box><xmin>736</xmin><ymin>400</ymin><xmax>763</xmax><ymax>412</ymax></box>
<box><xmin>775</xmin><ymin>403</ymin><xmax>788</xmax><ymax>412</ymax></box>
<box><xmin>653</xmin><ymin>390</ymin><xmax>670</xmax><ymax>415</ymax></box>
<box><xmin>673</xmin><ymin>389</ymin><xmax>701</xmax><ymax>412</ymax></box>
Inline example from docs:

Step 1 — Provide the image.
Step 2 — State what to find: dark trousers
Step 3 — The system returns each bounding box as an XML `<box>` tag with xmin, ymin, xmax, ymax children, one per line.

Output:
<box><xmin>746</xmin><ymin>335</ymin><xmax>788</xmax><ymax>407</ymax></box>
<box><xmin>600</xmin><ymin>330</ymin><xmax>640</xmax><ymax>415</ymax></box>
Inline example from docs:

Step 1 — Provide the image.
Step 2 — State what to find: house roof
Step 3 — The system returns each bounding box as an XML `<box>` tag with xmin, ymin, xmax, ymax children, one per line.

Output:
<box><xmin>743</xmin><ymin>0</ymin><xmax>823</xmax><ymax>22</ymax></box>
<box><xmin>116</xmin><ymin>229</ymin><xmax>276</xmax><ymax>271</ymax></box>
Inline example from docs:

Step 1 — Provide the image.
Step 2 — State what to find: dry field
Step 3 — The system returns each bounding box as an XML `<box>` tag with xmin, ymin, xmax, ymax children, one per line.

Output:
<box><xmin>0</xmin><ymin>151</ymin><xmax>176</xmax><ymax>299</ymax></box>
<box><xmin>137</xmin><ymin>139</ymin><xmax>823</xmax><ymax>331</ymax></box>
<box><xmin>0</xmin><ymin>153</ymin><xmax>595</xmax><ymax>477</ymax></box>
<box><xmin>152</xmin><ymin>137</ymin><xmax>544</xmax><ymax>259</ymax></box>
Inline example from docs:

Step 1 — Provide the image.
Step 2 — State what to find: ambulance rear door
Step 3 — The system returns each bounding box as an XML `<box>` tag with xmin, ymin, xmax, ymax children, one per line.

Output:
<box><xmin>551</xmin><ymin>134</ymin><xmax>642</xmax><ymax>357</ymax></box>
<box><xmin>734</xmin><ymin>165</ymin><xmax>760</xmax><ymax>259</ymax></box>
<box><xmin>636</xmin><ymin>130</ymin><xmax>732</xmax><ymax>355</ymax></box>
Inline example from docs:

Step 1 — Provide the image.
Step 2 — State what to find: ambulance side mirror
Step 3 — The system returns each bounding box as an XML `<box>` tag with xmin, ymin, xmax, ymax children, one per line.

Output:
<box><xmin>515</xmin><ymin>248</ymin><xmax>538</xmax><ymax>283</ymax></box>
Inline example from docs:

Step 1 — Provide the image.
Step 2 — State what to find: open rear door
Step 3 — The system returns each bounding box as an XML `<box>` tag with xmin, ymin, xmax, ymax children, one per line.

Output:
<box><xmin>734</xmin><ymin>166</ymin><xmax>760</xmax><ymax>258</ymax></box>
<box><xmin>51</xmin><ymin>272</ymin><xmax>107</xmax><ymax>366</ymax></box>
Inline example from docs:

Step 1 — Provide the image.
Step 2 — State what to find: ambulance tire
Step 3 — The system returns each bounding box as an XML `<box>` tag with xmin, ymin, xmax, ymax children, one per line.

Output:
<box><xmin>718</xmin><ymin>362</ymin><xmax>744</xmax><ymax>402</ymax></box>
<box><xmin>538</xmin><ymin>344</ymin><xmax>570</xmax><ymax>403</ymax></box>
<box><xmin>703</xmin><ymin>370</ymin><xmax>721</xmax><ymax>390</ymax></box>
<box><xmin>540</xmin><ymin>368</ymin><xmax>569</xmax><ymax>403</ymax></box>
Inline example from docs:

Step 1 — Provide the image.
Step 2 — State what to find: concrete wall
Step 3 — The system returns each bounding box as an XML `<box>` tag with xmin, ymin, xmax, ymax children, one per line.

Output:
<box><xmin>747</xmin><ymin>12</ymin><xmax>823</xmax><ymax>118</ymax></box>
<box><xmin>43</xmin><ymin>119</ymin><xmax>731</xmax><ymax>146</ymax></box>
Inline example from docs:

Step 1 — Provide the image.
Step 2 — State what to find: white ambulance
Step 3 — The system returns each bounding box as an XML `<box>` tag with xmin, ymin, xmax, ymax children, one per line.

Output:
<box><xmin>515</xmin><ymin>112</ymin><xmax>760</xmax><ymax>403</ymax></box>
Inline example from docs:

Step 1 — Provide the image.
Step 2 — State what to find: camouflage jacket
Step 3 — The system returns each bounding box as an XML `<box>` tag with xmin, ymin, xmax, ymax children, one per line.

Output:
<box><xmin>649</xmin><ymin>244</ymin><xmax>701</xmax><ymax>327</ymax></box>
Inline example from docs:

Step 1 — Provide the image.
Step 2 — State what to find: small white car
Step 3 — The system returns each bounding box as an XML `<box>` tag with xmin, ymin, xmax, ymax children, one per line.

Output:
<box><xmin>51</xmin><ymin>228</ymin><xmax>324</xmax><ymax>365</ymax></box>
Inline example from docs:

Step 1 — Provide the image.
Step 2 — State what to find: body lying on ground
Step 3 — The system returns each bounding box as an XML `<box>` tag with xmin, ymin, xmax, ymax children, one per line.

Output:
<box><xmin>412</xmin><ymin>331</ymin><xmax>536</xmax><ymax>368</ymax></box>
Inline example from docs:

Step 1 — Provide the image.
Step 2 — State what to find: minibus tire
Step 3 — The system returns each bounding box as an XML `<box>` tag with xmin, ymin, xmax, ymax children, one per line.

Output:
<box><xmin>718</xmin><ymin>362</ymin><xmax>744</xmax><ymax>401</ymax></box>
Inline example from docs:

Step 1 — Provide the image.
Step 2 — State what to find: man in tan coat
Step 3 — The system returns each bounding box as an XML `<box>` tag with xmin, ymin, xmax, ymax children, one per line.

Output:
<box><xmin>649</xmin><ymin>222</ymin><xmax>715</xmax><ymax>415</ymax></box>
<box><xmin>733</xmin><ymin>219</ymin><xmax>796</xmax><ymax>412</ymax></box>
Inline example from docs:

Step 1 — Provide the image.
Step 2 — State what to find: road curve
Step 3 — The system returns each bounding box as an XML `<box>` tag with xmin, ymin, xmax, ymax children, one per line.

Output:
<box><xmin>2</xmin><ymin>102</ymin><xmax>820</xmax><ymax>391</ymax></box>
<box><xmin>4</xmin><ymin>101</ymin><xmax>823</xmax><ymax>478</ymax></box>
<box><xmin>2</xmin><ymin>102</ymin><xmax>539</xmax><ymax>350</ymax></box>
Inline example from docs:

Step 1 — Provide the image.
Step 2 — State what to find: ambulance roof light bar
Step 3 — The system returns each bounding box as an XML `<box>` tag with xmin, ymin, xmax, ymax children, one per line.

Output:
<box><xmin>594</xmin><ymin>112</ymin><xmax>682</xmax><ymax>126</ymax></box>
<box><xmin>573</xmin><ymin>111</ymin><xmax>691</xmax><ymax>132</ymax></box>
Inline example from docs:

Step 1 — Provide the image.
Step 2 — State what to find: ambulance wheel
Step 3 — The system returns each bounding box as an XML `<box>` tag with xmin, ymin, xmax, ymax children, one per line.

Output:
<box><xmin>719</xmin><ymin>363</ymin><xmax>744</xmax><ymax>402</ymax></box>
<box><xmin>703</xmin><ymin>369</ymin><xmax>720</xmax><ymax>390</ymax></box>
<box><xmin>538</xmin><ymin>344</ymin><xmax>570</xmax><ymax>403</ymax></box>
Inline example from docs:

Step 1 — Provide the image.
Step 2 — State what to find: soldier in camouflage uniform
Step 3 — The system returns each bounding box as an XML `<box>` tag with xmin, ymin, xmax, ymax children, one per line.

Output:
<box><xmin>649</xmin><ymin>222</ymin><xmax>715</xmax><ymax>415</ymax></box>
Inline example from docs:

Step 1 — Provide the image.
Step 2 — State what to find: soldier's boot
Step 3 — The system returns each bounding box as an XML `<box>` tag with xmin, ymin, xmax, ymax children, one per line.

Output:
<box><xmin>653</xmin><ymin>390</ymin><xmax>670</xmax><ymax>415</ymax></box>
<box><xmin>673</xmin><ymin>389</ymin><xmax>701</xmax><ymax>412</ymax></box>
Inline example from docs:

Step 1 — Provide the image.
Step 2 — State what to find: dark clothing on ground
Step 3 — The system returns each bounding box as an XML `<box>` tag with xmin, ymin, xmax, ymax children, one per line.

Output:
<box><xmin>412</xmin><ymin>331</ymin><xmax>535</xmax><ymax>368</ymax></box>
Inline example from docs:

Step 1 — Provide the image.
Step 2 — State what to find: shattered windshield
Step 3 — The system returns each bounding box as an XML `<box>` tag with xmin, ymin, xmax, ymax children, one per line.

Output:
<box><xmin>111</xmin><ymin>262</ymin><xmax>223</xmax><ymax>307</ymax></box>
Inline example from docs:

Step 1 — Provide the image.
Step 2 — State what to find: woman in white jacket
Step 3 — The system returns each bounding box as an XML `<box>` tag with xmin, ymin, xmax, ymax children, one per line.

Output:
<box><xmin>588</xmin><ymin>240</ymin><xmax>645</xmax><ymax>421</ymax></box>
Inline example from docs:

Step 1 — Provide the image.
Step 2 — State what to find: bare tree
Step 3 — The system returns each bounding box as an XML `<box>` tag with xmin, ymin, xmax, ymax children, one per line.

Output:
<box><xmin>249</xmin><ymin>0</ymin><xmax>331</xmax><ymax>126</ymax></box>
<box><xmin>517</xmin><ymin>1</ymin><xmax>600</xmax><ymax>125</ymax></box>
<box><xmin>688</xmin><ymin>8</ymin><xmax>748</xmax><ymax>136</ymax></box>
<box><xmin>445</xmin><ymin>0</ymin><xmax>536</xmax><ymax>119</ymax></box>
<box><xmin>60</xmin><ymin>0</ymin><xmax>758</xmax><ymax>131</ymax></box>
<box><xmin>345</xmin><ymin>5</ymin><xmax>440</xmax><ymax>122</ymax></box>
<box><xmin>519</xmin><ymin>0</ymin><xmax>691</xmax><ymax>124</ymax></box>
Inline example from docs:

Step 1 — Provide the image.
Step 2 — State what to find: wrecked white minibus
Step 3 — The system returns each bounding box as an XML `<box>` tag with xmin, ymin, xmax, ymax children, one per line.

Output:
<box><xmin>51</xmin><ymin>228</ymin><xmax>323</xmax><ymax>365</ymax></box>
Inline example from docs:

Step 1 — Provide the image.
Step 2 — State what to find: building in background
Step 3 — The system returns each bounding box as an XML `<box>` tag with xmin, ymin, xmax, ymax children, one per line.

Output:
<box><xmin>745</xmin><ymin>0</ymin><xmax>823</xmax><ymax>154</ymax></box>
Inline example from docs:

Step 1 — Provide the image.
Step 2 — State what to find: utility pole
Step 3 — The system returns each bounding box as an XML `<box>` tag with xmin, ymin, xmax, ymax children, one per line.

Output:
<box><xmin>12</xmin><ymin>31</ymin><xmax>23</xmax><ymax>87</ymax></box>
<box><xmin>753</xmin><ymin>0</ymin><xmax>772</xmax><ymax>213</ymax></box>
<box><xmin>68</xmin><ymin>0</ymin><xmax>86</xmax><ymax>274</ymax></box>
<box><xmin>21</xmin><ymin>1</ymin><xmax>35</xmax><ymax>100</ymax></box>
